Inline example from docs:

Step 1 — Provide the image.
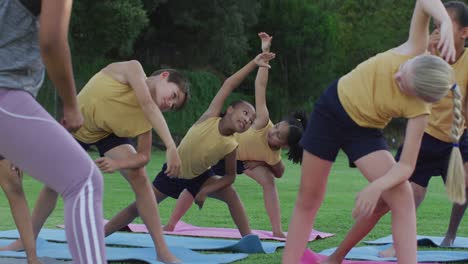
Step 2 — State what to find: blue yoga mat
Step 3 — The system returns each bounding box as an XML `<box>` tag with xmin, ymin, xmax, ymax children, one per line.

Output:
<box><xmin>0</xmin><ymin>256</ymin><xmax>70</xmax><ymax>264</ymax></box>
<box><xmin>320</xmin><ymin>245</ymin><xmax>468</xmax><ymax>262</ymax></box>
<box><xmin>0</xmin><ymin>238</ymin><xmax>247</xmax><ymax>264</ymax></box>
<box><xmin>365</xmin><ymin>234</ymin><xmax>468</xmax><ymax>249</ymax></box>
<box><xmin>0</xmin><ymin>229</ymin><xmax>284</xmax><ymax>254</ymax></box>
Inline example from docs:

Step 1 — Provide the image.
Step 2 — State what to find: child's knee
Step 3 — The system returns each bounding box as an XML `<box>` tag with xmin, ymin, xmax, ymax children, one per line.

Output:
<box><xmin>0</xmin><ymin>175</ymin><xmax>23</xmax><ymax>195</ymax></box>
<box><xmin>221</xmin><ymin>186</ymin><xmax>240</xmax><ymax>201</ymax></box>
<box><xmin>124</xmin><ymin>168</ymin><xmax>147</xmax><ymax>185</ymax></box>
<box><xmin>385</xmin><ymin>182</ymin><xmax>415</xmax><ymax>210</ymax></box>
<box><xmin>260</xmin><ymin>173</ymin><xmax>276</xmax><ymax>189</ymax></box>
<box><xmin>2</xmin><ymin>180</ymin><xmax>24</xmax><ymax>196</ymax></box>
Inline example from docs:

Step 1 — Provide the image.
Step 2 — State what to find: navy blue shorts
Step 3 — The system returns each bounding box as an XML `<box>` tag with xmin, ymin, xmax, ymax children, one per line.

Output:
<box><xmin>77</xmin><ymin>134</ymin><xmax>132</xmax><ymax>157</ymax></box>
<box><xmin>211</xmin><ymin>159</ymin><xmax>245</xmax><ymax>176</ymax></box>
<box><xmin>395</xmin><ymin>131</ymin><xmax>468</xmax><ymax>188</ymax></box>
<box><xmin>152</xmin><ymin>163</ymin><xmax>215</xmax><ymax>199</ymax></box>
<box><xmin>300</xmin><ymin>80</ymin><xmax>388</xmax><ymax>163</ymax></box>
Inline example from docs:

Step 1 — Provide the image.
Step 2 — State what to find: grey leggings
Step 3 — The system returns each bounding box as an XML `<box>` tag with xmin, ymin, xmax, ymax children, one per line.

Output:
<box><xmin>0</xmin><ymin>88</ymin><xmax>106</xmax><ymax>263</ymax></box>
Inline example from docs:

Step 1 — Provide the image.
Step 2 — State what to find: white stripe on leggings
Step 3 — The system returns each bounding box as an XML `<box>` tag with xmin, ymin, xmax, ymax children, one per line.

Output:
<box><xmin>72</xmin><ymin>166</ymin><xmax>101</xmax><ymax>263</ymax></box>
<box><xmin>87</xmin><ymin>176</ymin><xmax>103</xmax><ymax>263</ymax></box>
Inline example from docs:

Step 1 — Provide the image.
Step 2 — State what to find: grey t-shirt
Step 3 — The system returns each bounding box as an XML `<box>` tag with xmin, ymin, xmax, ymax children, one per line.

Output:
<box><xmin>0</xmin><ymin>0</ymin><xmax>44</xmax><ymax>97</ymax></box>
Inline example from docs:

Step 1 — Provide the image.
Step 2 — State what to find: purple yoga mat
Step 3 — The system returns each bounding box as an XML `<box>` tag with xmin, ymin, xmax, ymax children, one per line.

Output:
<box><xmin>300</xmin><ymin>249</ymin><xmax>437</xmax><ymax>264</ymax></box>
<box><xmin>127</xmin><ymin>220</ymin><xmax>333</xmax><ymax>242</ymax></box>
<box><xmin>58</xmin><ymin>220</ymin><xmax>334</xmax><ymax>242</ymax></box>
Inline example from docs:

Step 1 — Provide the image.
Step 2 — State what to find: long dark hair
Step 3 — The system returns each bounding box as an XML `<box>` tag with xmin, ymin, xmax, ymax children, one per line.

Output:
<box><xmin>283</xmin><ymin>111</ymin><xmax>308</xmax><ymax>164</ymax></box>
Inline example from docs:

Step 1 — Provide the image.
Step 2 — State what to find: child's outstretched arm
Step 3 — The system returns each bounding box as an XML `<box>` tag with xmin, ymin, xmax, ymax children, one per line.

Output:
<box><xmin>397</xmin><ymin>0</ymin><xmax>455</xmax><ymax>61</ymax></box>
<box><xmin>198</xmin><ymin>52</ymin><xmax>275</xmax><ymax>123</ymax></box>
<box><xmin>252</xmin><ymin>32</ymin><xmax>275</xmax><ymax>130</ymax></box>
<box><xmin>122</xmin><ymin>61</ymin><xmax>181</xmax><ymax>177</ymax></box>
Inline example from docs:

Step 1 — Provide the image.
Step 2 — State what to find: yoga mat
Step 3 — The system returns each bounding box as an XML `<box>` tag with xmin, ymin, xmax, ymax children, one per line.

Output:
<box><xmin>58</xmin><ymin>220</ymin><xmax>334</xmax><ymax>242</ymax></box>
<box><xmin>320</xmin><ymin>245</ymin><xmax>468</xmax><ymax>262</ymax></box>
<box><xmin>0</xmin><ymin>229</ymin><xmax>284</xmax><ymax>254</ymax></box>
<box><xmin>125</xmin><ymin>220</ymin><xmax>334</xmax><ymax>242</ymax></box>
<box><xmin>300</xmin><ymin>249</ymin><xmax>433</xmax><ymax>264</ymax></box>
<box><xmin>0</xmin><ymin>238</ymin><xmax>248</xmax><ymax>264</ymax></box>
<box><xmin>365</xmin><ymin>234</ymin><xmax>468</xmax><ymax>249</ymax></box>
<box><xmin>0</xmin><ymin>257</ymin><xmax>70</xmax><ymax>264</ymax></box>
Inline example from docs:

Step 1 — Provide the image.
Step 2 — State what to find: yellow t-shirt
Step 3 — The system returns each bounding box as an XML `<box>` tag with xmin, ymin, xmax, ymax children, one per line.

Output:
<box><xmin>73</xmin><ymin>72</ymin><xmax>152</xmax><ymax>143</ymax></box>
<box><xmin>178</xmin><ymin>117</ymin><xmax>238</xmax><ymax>179</ymax></box>
<box><xmin>425</xmin><ymin>48</ymin><xmax>468</xmax><ymax>142</ymax></box>
<box><xmin>338</xmin><ymin>50</ymin><xmax>431</xmax><ymax>129</ymax></box>
<box><xmin>234</xmin><ymin>121</ymin><xmax>281</xmax><ymax>165</ymax></box>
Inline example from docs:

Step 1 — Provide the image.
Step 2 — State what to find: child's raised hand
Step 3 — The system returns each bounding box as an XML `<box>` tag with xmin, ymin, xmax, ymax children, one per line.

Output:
<box><xmin>254</xmin><ymin>52</ymin><xmax>276</xmax><ymax>68</ymax></box>
<box><xmin>165</xmin><ymin>147</ymin><xmax>181</xmax><ymax>177</ymax></box>
<box><xmin>352</xmin><ymin>183</ymin><xmax>383</xmax><ymax>219</ymax></box>
<box><xmin>258</xmin><ymin>32</ymin><xmax>273</xmax><ymax>52</ymax></box>
<box><xmin>437</xmin><ymin>20</ymin><xmax>456</xmax><ymax>62</ymax></box>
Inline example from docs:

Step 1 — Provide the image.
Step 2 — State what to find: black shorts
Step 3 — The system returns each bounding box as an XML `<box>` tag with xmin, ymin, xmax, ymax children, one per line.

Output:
<box><xmin>395</xmin><ymin>131</ymin><xmax>468</xmax><ymax>188</ymax></box>
<box><xmin>300</xmin><ymin>79</ymin><xmax>388</xmax><ymax>163</ymax></box>
<box><xmin>77</xmin><ymin>134</ymin><xmax>132</xmax><ymax>157</ymax></box>
<box><xmin>152</xmin><ymin>163</ymin><xmax>215</xmax><ymax>199</ymax></box>
<box><xmin>211</xmin><ymin>159</ymin><xmax>245</xmax><ymax>176</ymax></box>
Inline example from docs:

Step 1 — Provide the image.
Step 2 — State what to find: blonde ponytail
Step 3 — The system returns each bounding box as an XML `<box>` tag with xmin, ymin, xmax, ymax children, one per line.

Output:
<box><xmin>446</xmin><ymin>84</ymin><xmax>466</xmax><ymax>204</ymax></box>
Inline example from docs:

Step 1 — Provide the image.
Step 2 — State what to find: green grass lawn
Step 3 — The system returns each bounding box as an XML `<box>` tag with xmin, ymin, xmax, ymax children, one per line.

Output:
<box><xmin>0</xmin><ymin>150</ymin><xmax>466</xmax><ymax>263</ymax></box>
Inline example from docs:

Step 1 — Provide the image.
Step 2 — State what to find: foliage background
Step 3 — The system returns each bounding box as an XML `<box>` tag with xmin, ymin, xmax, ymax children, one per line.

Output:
<box><xmin>39</xmin><ymin>0</ymin><xmax>466</xmax><ymax>146</ymax></box>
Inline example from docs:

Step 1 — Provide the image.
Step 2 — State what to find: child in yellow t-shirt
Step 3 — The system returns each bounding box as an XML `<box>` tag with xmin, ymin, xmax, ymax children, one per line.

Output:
<box><xmin>103</xmin><ymin>52</ymin><xmax>276</xmax><ymax>238</ymax></box>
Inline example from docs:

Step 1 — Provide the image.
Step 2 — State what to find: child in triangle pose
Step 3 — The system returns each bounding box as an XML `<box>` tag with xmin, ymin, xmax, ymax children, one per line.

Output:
<box><xmin>163</xmin><ymin>32</ymin><xmax>307</xmax><ymax>238</ymax></box>
<box><xmin>0</xmin><ymin>61</ymin><xmax>190</xmax><ymax>263</ymax></box>
<box><xmin>379</xmin><ymin>0</ymin><xmax>468</xmax><ymax>257</ymax></box>
<box><xmin>282</xmin><ymin>0</ymin><xmax>459</xmax><ymax>263</ymax></box>
<box><xmin>103</xmin><ymin>51</ymin><xmax>276</xmax><ymax>238</ymax></box>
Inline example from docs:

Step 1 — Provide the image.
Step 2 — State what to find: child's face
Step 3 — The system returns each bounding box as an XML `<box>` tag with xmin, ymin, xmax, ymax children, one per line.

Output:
<box><xmin>228</xmin><ymin>103</ymin><xmax>256</xmax><ymax>133</ymax></box>
<box><xmin>155</xmin><ymin>77</ymin><xmax>186</xmax><ymax>112</ymax></box>
<box><xmin>267</xmin><ymin>121</ymin><xmax>289</xmax><ymax>148</ymax></box>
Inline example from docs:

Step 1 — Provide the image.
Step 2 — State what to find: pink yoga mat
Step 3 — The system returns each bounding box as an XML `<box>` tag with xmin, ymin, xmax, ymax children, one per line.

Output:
<box><xmin>59</xmin><ymin>220</ymin><xmax>334</xmax><ymax>242</ymax></box>
<box><xmin>128</xmin><ymin>220</ymin><xmax>333</xmax><ymax>242</ymax></box>
<box><xmin>300</xmin><ymin>249</ymin><xmax>436</xmax><ymax>264</ymax></box>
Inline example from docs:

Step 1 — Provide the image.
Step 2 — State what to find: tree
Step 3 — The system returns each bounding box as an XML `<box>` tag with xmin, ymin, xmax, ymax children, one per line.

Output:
<box><xmin>134</xmin><ymin>0</ymin><xmax>259</xmax><ymax>73</ymax></box>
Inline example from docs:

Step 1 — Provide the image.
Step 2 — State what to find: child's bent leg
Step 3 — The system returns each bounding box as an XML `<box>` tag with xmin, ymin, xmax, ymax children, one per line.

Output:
<box><xmin>208</xmin><ymin>184</ymin><xmax>251</xmax><ymax>236</ymax></box>
<box><xmin>324</xmin><ymin>200</ymin><xmax>389</xmax><ymax>263</ymax></box>
<box><xmin>0</xmin><ymin>185</ymin><xmax>59</xmax><ymax>252</ymax></box>
<box><xmin>0</xmin><ymin>89</ymin><xmax>106</xmax><ymax>263</ymax></box>
<box><xmin>0</xmin><ymin>160</ymin><xmax>38</xmax><ymax>262</ymax></box>
<box><xmin>104</xmin><ymin>201</ymin><xmax>138</xmax><ymax>236</ymax></box>
<box><xmin>244</xmin><ymin>166</ymin><xmax>284</xmax><ymax>237</ymax></box>
<box><xmin>164</xmin><ymin>189</ymin><xmax>194</xmax><ymax>231</ymax></box>
<box><xmin>104</xmin><ymin>144</ymin><xmax>178</xmax><ymax>263</ymax></box>
<box><xmin>379</xmin><ymin>182</ymin><xmax>427</xmax><ymax>258</ymax></box>
<box><xmin>31</xmin><ymin>186</ymin><xmax>59</xmax><ymax>237</ymax></box>
<box><xmin>355</xmin><ymin>150</ymin><xmax>417</xmax><ymax>264</ymax></box>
